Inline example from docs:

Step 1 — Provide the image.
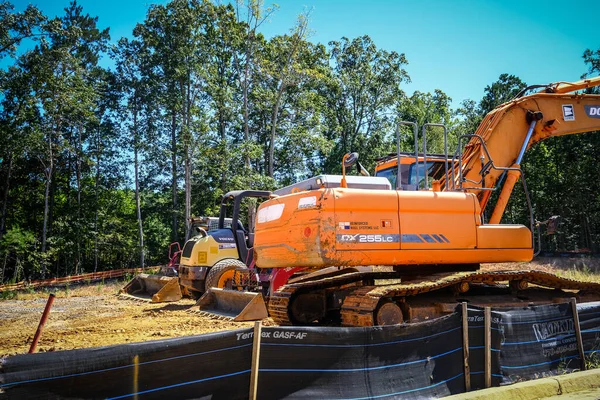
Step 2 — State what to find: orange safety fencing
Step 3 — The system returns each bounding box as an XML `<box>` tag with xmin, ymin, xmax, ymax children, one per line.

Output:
<box><xmin>0</xmin><ymin>266</ymin><xmax>160</xmax><ymax>292</ymax></box>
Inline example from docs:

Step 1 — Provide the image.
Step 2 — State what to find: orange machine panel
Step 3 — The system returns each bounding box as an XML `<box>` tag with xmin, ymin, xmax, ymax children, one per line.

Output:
<box><xmin>253</xmin><ymin>189</ymin><xmax>336</xmax><ymax>269</ymax></box>
<box><xmin>476</xmin><ymin>225</ymin><xmax>532</xmax><ymax>249</ymax></box>
<box><xmin>253</xmin><ymin>187</ymin><xmax>535</xmax><ymax>269</ymax></box>
<box><xmin>398</xmin><ymin>191</ymin><xmax>479</xmax><ymax>250</ymax></box>
<box><xmin>334</xmin><ymin>189</ymin><xmax>400</xmax><ymax>251</ymax></box>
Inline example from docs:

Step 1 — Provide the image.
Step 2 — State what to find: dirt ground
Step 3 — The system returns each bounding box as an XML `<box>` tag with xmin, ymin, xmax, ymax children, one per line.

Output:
<box><xmin>0</xmin><ymin>283</ymin><xmax>268</xmax><ymax>358</ymax></box>
<box><xmin>1</xmin><ymin>258</ymin><xmax>599</xmax><ymax>358</ymax></box>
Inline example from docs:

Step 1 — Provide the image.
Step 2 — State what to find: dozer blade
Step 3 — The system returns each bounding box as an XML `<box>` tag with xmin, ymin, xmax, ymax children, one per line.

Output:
<box><xmin>119</xmin><ymin>273</ymin><xmax>182</xmax><ymax>303</ymax></box>
<box><xmin>190</xmin><ymin>288</ymin><xmax>268</xmax><ymax>322</ymax></box>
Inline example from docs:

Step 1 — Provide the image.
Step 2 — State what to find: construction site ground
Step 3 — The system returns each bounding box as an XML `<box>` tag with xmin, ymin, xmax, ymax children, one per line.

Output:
<box><xmin>1</xmin><ymin>257</ymin><xmax>599</xmax><ymax>359</ymax></box>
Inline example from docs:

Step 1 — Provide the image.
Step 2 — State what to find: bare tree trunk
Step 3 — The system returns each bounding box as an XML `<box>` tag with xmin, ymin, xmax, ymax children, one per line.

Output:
<box><xmin>133</xmin><ymin>104</ymin><xmax>144</xmax><ymax>268</ymax></box>
<box><xmin>171</xmin><ymin>111</ymin><xmax>178</xmax><ymax>243</ymax></box>
<box><xmin>41</xmin><ymin>130</ymin><xmax>54</xmax><ymax>278</ymax></box>
<box><xmin>266</xmin><ymin>13</ymin><xmax>310</xmax><ymax>177</ymax></box>
<box><xmin>242</xmin><ymin>52</ymin><xmax>251</xmax><ymax>168</ymax></box>
<box><xmin>184</xmin><ymin>114</ymin><xmax>191</xmax><ymax>240</ymax></box>
<box><xmin>236</xmin><ymin>1</ymin><xmax>277</xmax><ymax>169</ymax></box>
<box><xmin>94</xmin><ymin>126</ymin><xmax>100</xmax><ymax>272</ymax></box>
<box><xmin>48</xmin><ymin>175</ymin><xmax>55</xmax><ymax>246</ymax></box>
<box><xmin>0</xmin><ymin>155</ymin><xmax>13</xmax><ymax>243</ymax></box>
<box><xmin>247</xmin><ymin>199</ymin><xmax>256</xmax><ymax>233</ymax></box>
<box><xmin>12</xmin><ymin>255</ymin><xmax>20</xmax><ymax>282</ymax></box>
<box><xmin>185</xmin><ymin>151</ymin><xmax>191</xmax><ymax>241</ymax></box>
<box><xmin>76</xmin><ymin>125</ymin><xmax>82</xmax><ymax>275</ymax></box>
<box><xmin>268</xmin><ymin>88</ymin><xmax>285</xmax><ymax>177</ymax></box>
<box><xmin>0</xmin><ymin>252</ymin><xmax>7</xmax><ymax>284</ymax></box>
<box><xmin>219</xmin><ymin>108</ymin><xmax>227</xmax><ymax>192</ymax></box>
<box><xmin>42</xmin><ymin>167</ymin><xmax>52</xmax><ymax>253</ymax></box>
<box><xmin>184</xmin><ymin>77</ymin><xmax>192</xmax><ymax>242</ymax></box>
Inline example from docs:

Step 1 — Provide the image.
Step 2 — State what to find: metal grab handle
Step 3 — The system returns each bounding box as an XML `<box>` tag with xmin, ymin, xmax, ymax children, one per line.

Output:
<box><xmin>397</xmin><ymin>121</ymin><xmax>419</xmax><ymax>190</ymax></box>
<box><xmin>422</xmin><ymin>123</ymin><xmax>449</xmax><ymax>190</ymax></box>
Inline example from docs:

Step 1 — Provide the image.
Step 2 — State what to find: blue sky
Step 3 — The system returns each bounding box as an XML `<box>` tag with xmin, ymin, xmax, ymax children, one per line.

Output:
<box><xmin>10</xmin><ymin>0</ymin><xmax>600</xmax><ymax>107</ymax></box>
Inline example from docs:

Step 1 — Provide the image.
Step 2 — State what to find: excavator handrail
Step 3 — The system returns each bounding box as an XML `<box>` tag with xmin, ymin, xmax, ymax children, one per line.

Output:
<box><xmin>456</xmin><ymin>78</ymin><xmax>600</xmax><ymax>221</ymax></box>
<box><xmin>395</xmin><ymin>121</ymin><xmax>419</xmax><ymax>190</ymax></box>
<box><xmin>421</xmin><ymin>123</ymin><xmax>449</xmax><ymax>190</ymax></box>
<box><xmin>394</xmin><ymin>121</ymin><xmax>450</xmax><ymax>191</ymax></box>
<box><xmin>451</xmin><ymin>133</ymin><xmax>521</xmax><ymax>191</ymax></box>
<box><xmin>450</xmin><ymin>132</ymin><xmax>536</xmax><ymax>248</ymax></box>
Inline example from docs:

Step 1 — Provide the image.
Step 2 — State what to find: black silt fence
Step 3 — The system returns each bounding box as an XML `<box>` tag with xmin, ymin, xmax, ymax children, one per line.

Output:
<box><xmin>257</xmin><ymin>313</ymin><xmax>465</xmax><ymax>399</ymax></box>
<box><xmin>0</xmin><ymin>329</ymin><xmax>255</xmax><ymax>399</ymax></box>
<box><xmin>1</xmin><ymin>301</ymin><xmax>599</xmax><ymax>399</ymax></box>
<box><xmin>1</xmin><ymin>315</ymin><xmax>466</xmax><ymax>399</ymax></box>
<box><xmin>579</xmin><ymin>302</ymin><xmax>600</xmax><ymax>364</ymax></box>
<box><xmin>495</xmin><ymin>301</ymin><xmax>600</xmax><ymax>384</ymax></box>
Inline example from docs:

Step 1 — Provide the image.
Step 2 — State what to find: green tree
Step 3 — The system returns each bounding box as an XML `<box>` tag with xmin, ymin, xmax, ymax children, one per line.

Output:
<box><xmin>0</xmin><ymin>226</ymin><xmax>37</xmax><ymax>282</ymax></box>
<box><xmin>1</xmin><ymin>1</ymin><xmax>111</xmax><ymax>278</ymax></box>
<box><xmin>479</xmin><ymin>73</ymin><xmax>526</xmax><ymax>114</ymax></box>
<box><xmin>235</xmin><ymin>0</ymin><xmax>277</xmax><ymax>168</ymax></box>
<box><xmin>582</xmin><ymin>48</ymin><xmax>600</xmax><ymax>77</ymax></box>
<box><xmin>324</xmin><ymin>35</ymin><xmax>409</xmax><ymax>171</ymax></box>
<box><xmin>0</xmin><ymin>1</ymin><xmax>46</xmax><ymax>59</ymax></box>
<box><xmin>396</xmin><ymin>89</ymin><xmax>454</xmax><ymax>154</ymax></box>
<box><xmin>114</xmin><ymin>38</ymin><xmax>150</xmax><ymax>268</ymax></box>
<box><xmin>134</xmin><ymin>0</ymin><xmax>213</xmax><ymax>241</ymax></box>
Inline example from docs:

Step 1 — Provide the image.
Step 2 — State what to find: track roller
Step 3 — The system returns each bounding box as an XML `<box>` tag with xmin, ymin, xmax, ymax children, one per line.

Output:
<box><xmin>374</xmin><ymin>300</ymin><xmax>403</xmax><ymax>325</ymax></box>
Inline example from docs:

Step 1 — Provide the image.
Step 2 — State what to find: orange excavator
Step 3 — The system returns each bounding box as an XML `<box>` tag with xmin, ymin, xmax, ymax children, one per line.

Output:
<box><xmin>193</xmin><ymin>76</ymin><xmax>600</xmax><ymax>326</ymax></box>
<box><xmin>249</xmin><ymin>76</ymin><xmax>600</xmax><ymax>326</ymax></box>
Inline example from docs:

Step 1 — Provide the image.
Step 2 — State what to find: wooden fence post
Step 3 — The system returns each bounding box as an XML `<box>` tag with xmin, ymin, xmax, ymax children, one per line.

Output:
<box><xmin>462</xmin><ymin>302</ymin><xmax>471</xmax><ymax>392</ymax></box>
<box><xmin>570</xmin><ymin>298</ymin><xmax>586</xmax><ymax>371</ymax></box>
<box><xmin>249</xmin><ymin>321</ymin><xmax>263</xmax><ymax>400</ymax></box>
<box><xmin>484</xmin><ymin>306</ymin><xmax>491</xmax><ymax>388</ymax></box>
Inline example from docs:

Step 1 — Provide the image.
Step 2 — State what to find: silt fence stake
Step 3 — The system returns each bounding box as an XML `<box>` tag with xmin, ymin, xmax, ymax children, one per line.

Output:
<box><xmin>484</xmin><ymin>306</ymin><xmax>491</xmax><ymax>388</ymax></box>
<box><xmin>461</xmin><ymin>302</ymin><xmax>471</xmax><ymax>392</ymax></box>
<box><xmin>249</xmin><ymin>321</ymin><xmax>263</xmax><ymax>400</ymax></box>
<box><xmin>570</xmin><ymin>298</ymin><xmax>586</xmax><ymax>371</ymax></box>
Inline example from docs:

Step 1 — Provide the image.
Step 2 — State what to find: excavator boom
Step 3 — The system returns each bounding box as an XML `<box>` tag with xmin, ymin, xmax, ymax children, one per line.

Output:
<box><xmin>457</xmin><ymin>76</ymin><xmax>600</xmax><ymax>220</ymax></box>
<box><xmin>548</xmin><ymin>76</ymin><xmax>600</xmax><ymax>94</ymax></box>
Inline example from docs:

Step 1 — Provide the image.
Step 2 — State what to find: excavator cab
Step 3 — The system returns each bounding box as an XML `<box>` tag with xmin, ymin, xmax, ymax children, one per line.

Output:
<box><xmin>217</xmin><ymin>190</ymin><xmax>267</xmax><ymax>265</ymax></box>
<box><xmin>374</xmin><ymin>152</ymin><xmax>453</xmax><ymax>190</ymax></box>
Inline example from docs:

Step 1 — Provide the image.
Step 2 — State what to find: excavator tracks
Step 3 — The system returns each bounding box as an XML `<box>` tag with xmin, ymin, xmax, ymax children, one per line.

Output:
<box><xmin>268</xmin><ymin>270</ymin><xmax>397</xmax><ymax>326</ymax></box>
<box><xmin>267</xmin><ymin>286</ymin><xmax>296</xmax><ymax>326</ymax></box>
<box><xmin>268</xmin><ymin>270</ymin><xmax>600</xmax><ymax>327</ymax></box>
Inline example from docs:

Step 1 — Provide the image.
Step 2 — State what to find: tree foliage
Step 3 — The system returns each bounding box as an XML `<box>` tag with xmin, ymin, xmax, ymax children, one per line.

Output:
<box><xmin>0</xmin><ymin>0</ymin><xmax>598</xmax><ymax>282</ymax></box>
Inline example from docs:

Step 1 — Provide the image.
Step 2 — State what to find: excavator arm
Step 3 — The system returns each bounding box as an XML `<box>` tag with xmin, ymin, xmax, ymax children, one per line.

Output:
<box><xmin>456</xmin><ymin>76</ymin><xmax>600</xmax><ymax>222</ymax></box>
